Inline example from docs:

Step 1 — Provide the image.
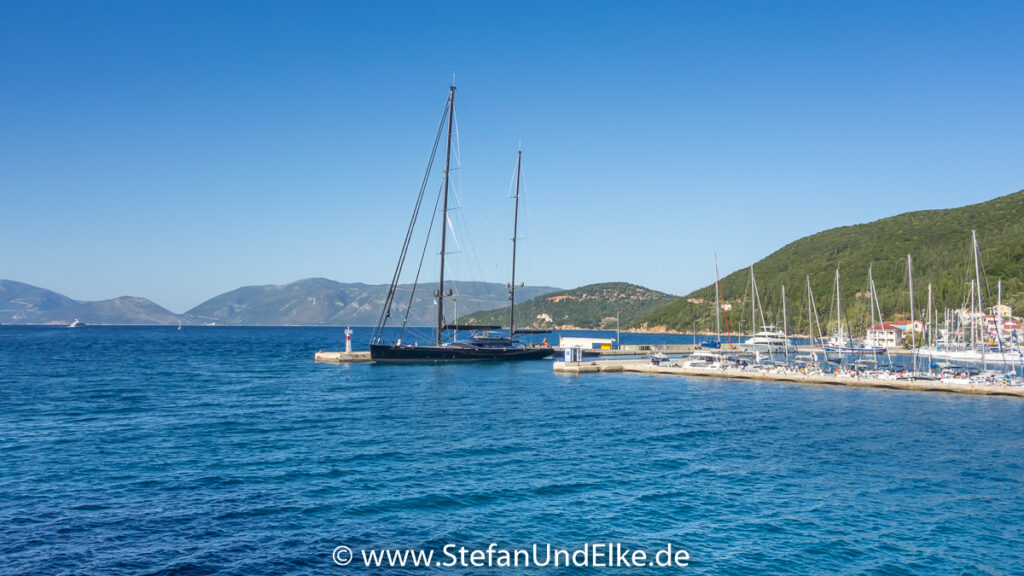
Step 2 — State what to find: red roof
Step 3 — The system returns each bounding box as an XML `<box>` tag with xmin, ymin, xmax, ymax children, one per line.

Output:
<box><xmin>871</xmin><ymin>322</ymin><xmax>905</xmax><ymax>331</ymax></box>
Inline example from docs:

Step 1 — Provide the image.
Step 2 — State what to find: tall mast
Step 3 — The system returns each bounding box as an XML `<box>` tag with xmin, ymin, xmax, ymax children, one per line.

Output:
<box><xmin>436</xmin><ymin>85</ymin><xmax>456</xmax><ymax>346</ymax></box>
<box><xmin>508</xmin><ymin>149</ymin><xmax>522</xmax><ymax>338</ymax></box>
<box><xmin>871</xmin><ymin>267</ymin><xmax>884</xmax><ymax>335</ymax></box>
<box><xmin>714</xmin><ymin>253</ymin><xmax>722</xmax><ymax>342</ymax></box>
<box><xmin>927</xmin><ymin>283</ymin><xmax>934</xmax><ymax>371</ymax></box>
<box><xmin>750</xmin><ymin>267</ymin><xmax>756</xmax><ymax>336</ymax></box>
<box><xmin>835</xmin><ymin>268</ymin><xmax>842</xmax><ymax>344</ymax></box>
<box><xmin>972</xmin><ymin>230</ymin><xmax>985</xmax><ymax>367</ymax></box>
<box><xmin>868</xmin><ymin>265</ymin><xmax>884</xmax><ymax>361</ymax></box>
<box><xmin>998</xmin><ymin>279</ymin><xmax>1003</xmax><ymax>342</ymax></box>
<box><xmin>807</xmin><ymin>276</ymin><xmax>814</xmax><ymax>345</ymax></box>
<box><xmin>781</xmin><ymin>284</ymin><xmax>788</xmax><ymax>360</ymax></box>
<box><xmin>868</xmin><ymin>265</ymin><xmax>876</xmax><ymax>334</ymax></box>
<box><xmin>927</xmin><ymin>283</ymin><xmax>933</xmax><ymax>347</ymax></box>
<box><xmin>969</xmin><ymin>280</ymin><xmax>976</xmax><ymax>348</ymax></box>
<box><xmin>908</xmin><ymin>254</ymin><xmax>916</xmax><ymax>369</ymax></box>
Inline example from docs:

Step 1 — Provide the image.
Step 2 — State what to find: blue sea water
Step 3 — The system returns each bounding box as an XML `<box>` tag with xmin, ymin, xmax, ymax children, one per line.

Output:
<box><xmin>2</xmin><ymin>326</ymin><xmax>1022</xmax><ymax>575</ymax></box>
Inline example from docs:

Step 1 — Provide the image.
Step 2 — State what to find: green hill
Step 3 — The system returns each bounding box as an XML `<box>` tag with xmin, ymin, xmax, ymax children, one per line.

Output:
<box><xmin>458</xmin><ymin>282</ymin><xmax>678</xmax><ymax>330</ymax></box>
<box><xmin>633</xmin><ymin>190</ymin><xmax>1024</xmax><ymax>335</ymax></box>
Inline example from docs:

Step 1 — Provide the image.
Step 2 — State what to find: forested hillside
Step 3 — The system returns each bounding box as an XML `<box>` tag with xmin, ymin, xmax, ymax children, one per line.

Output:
<box><xmin>633</xmin><ymin>190</ymin><xmax>1024</xmax><ymax>335</ymax></box>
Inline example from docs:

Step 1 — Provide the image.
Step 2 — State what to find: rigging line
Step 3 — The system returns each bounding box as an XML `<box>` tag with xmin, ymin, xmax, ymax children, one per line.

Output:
<box><xmin>373</xmin><ymin>98</ymin><xmax>449</xmax><ymax>341</ymax></box>
<box><xmin>514</xmin><ymin>158</ymin><xmax>534</xmax><ymax>285</ymax></box>
<box><xmin>809</xmin><ymin>277</ymin><xmax>822</xmax><ymax>345</ymax></box>
<box><xmin>442</xmin><ymin>111</ymin><xmax>489</xmax><ymax>294</ymax></box>
<box><xmin>443</xmin><ymin>212</ymin><xmax>468</xmax><ymax>308</ymax></box>
<box><xmin>455</xmin><ymin>90</ymin><xmax>507</xmax><ymax>183</ymax></box>
<box><xmin>753</xmin><ymin>273</ymin><xmax>767</xmax><ymax>330</ymax></box>
<box><xmin>398</xmin><ymin>179</ymin><xmax>445</xmax><ymax>341</ymax></box>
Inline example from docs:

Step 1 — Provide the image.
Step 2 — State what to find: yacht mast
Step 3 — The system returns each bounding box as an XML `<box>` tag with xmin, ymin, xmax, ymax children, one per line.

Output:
<box><xmin>997</xmin><ymin>279</ymin><xmax>1003</xmax><ymax>337</ymax></box>
<box><xmin>750</xmin><ymin>267</ymin><xmax>756</xmax><ymax>337</ymax></box>
<box><xmin>749</xmin><ymin>266</ymin><xmax>767</xmax><ymax>333</ymax></box>
<box><xmin>972</xmin><ymin>230</ymin><xmax>985</xmax><ymax>367</ymax></box>
<box><xmin>908</xmin><ymin>254</ymin><xmax>916</xmax><ymax>371</ymax></box>
<box><xmin>781</xmin><ymin>284</ymin><xmax>788</xmax><ymax>360</ymax></box>
<box><xmin>927</xmin><ymin>282</ymin><xmax>934</xmax><ymax>372</ymax></box>
<box><xmin>714</xmin><ymin>253</ymin><xmax>721</xmax><ymax>342</ymax></box>
<box><xmin>969</xmin><ymin>280</ymin><xmax>976</xmax><ymax>349</ymax></box>
<box><xmin>807</xmin><ymin>276</ymin><xmax>814</xmax><ymax>345</ymax></box>
<box><xmin>718</xmin><ymin>255</ymin><xmax>732</xmax><ymax>348</ymax></box>
<box><xmin>927</xmin><ymin>283</ymin><xmax>933</xmax><ymax>347</ymax></box>
<box><xmin>508</xmin><ymin>149</ymin><xmax>522</xmax><ymax>338</ymax></box>
<box><xmin>835</xmin><ymin>268</ymin><xmax>842</xmax><ymax>345</ymax></box>
<box><xmin>868</xmin><ymin>265</ymin><xmax>876</xmax><ymax>335</ymax></box>
<box><xmin>436</xmin><ymin>85</ymin><xmax>456</xmax><ymax>346</ymax></box>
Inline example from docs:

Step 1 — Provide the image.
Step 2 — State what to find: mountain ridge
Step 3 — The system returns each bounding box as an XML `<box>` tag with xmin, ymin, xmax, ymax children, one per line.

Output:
<box><xmin>0</xmin><ymin>278</ymin><xmax>562</xmax><ymax>326</ymax></box>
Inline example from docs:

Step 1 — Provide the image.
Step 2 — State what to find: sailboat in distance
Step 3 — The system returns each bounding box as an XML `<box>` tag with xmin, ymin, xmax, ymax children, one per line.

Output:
<box><xmin>369</xmin><ymin>86</ymin><xmax>552</xmax><ymax>362</ymax></box>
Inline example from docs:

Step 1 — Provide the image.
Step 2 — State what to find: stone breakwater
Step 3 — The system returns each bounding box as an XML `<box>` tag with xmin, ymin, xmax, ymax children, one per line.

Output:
<box><xmin>553</xmin><ymin>359</ymin><xmax>1024</xmax><ymax>398</ymax></box>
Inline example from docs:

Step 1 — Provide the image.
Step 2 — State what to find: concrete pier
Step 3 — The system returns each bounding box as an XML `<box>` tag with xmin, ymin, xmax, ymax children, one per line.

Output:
<box><xmin>553</xmin><ymin>344</ymin><xmax>697</xmax><ymax>357</ymax></box>
<box><xmin>553</xmin><ymin>358</ymin><xmax>1024</xmax><ymax>398</ymax></box>
<box><xmin>314</xmin><ymin>350</ymin><xmax>373</xmax><ymax>363</ymax></box>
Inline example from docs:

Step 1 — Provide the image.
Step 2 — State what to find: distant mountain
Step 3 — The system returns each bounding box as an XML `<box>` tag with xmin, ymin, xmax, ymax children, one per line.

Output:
<box><xmin>0</xmin><ymin>278</ymin><xmax>561</xmax><ymax>326</ymax></box>
<box><xmin>0</xmin><ymin>280</ymin><xmax>79</xmax><ymax>323</ymax></box>
<box><xmin>634</xmin><ymin>189</ymin><xmax>1024</xmax><ymax>334</ymax></box>
<box><xmin>30</xmin><ymin>296</ymin><xmax>182</xmax><ymax>325</ymax></box>
<box><xmin>458</xmin><ymin>282</ymin><xmax>679</xmax><ymax>330</ymax></box>
<box><xmin>184</xmin><ymin>278</ymin><xmax>562</xmax><ymax>326</ymax></box>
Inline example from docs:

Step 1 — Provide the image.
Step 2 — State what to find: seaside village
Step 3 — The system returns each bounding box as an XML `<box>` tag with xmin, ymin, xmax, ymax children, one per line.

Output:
<box><xmin>863</xmin><ymin>304</ymin><xmax>1021</xmax><ymax>349</ymax></box>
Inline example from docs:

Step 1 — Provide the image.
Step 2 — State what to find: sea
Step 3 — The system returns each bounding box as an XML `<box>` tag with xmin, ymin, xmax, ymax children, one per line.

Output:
<box><xmin>2</xmin><ymin>325</ymin><xmax>1022</xmax><ymax>575</ymax></box>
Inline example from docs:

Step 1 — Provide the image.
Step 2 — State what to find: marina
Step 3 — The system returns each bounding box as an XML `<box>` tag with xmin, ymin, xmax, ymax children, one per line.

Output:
<box><xmin>553</xmin><ymin>356</ymin><xmax>1024</xmax><ymax>398</ymax></box>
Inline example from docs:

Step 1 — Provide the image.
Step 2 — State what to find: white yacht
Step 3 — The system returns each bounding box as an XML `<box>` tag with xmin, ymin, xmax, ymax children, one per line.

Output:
<box><xmin>740</xmin><ymin>325</ymin><xmax>797</xmax><ymax>354</ymax></box>
<box><xmin>683</xmin><ymin>349</ymin><xmax>738</xmax><ymax>369</ymax></box>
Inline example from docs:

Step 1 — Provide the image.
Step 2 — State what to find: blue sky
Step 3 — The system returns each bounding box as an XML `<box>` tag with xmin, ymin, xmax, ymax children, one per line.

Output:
<box><xmin>2</xmin><ymin>1</ymin><xmax>1022</xmax><ymax>313</ymax></box>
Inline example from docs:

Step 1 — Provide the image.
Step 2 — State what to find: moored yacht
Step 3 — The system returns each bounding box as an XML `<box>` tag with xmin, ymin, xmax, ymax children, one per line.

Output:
<box><xmin>368</xmin><ymin>86</ymin><xmax>551</xmax><ymax>363</ymax></box>
<box><xmin>740</xmin><ymin>325</ymin><xmax>797</xmax><ymax>354</ymax></box>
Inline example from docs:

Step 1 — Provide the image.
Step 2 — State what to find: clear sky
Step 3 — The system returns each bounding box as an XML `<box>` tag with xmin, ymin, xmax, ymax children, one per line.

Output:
<box><xmin>2</xmin><ymin>0</ymin><xmax>1022</xmax><ymax>313</ymax></box>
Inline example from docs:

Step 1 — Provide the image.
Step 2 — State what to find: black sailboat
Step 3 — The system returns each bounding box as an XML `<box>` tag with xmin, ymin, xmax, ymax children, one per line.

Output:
<box><xmin>369</xmin><ymin>85</ymin><xmax>552</xmax><ymax>363</ymax></box>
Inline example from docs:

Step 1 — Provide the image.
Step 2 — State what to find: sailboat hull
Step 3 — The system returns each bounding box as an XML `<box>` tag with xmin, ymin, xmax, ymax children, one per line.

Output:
<box><xmin>370</xmin><ymin>343</ymin><xmax>553</xmax><ymax>363</ymax></box>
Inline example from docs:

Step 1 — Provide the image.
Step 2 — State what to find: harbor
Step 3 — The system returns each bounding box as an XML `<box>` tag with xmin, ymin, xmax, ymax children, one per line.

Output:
<box><xmin>553</xmin><ymin>357</ymin><xmax>1024</xmax><ymax>398</ymax></box>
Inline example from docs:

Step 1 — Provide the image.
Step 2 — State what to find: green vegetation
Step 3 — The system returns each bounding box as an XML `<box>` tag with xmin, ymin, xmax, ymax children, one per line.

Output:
<box><xmin>633</xmin><ymin>190</ymin><xmax>1024</xmax><ymax>335</ymax></box>
<box><xmin>458</xmin><ymin>282</ymin><xmax>678</xmax><ymax>330</ymax></box>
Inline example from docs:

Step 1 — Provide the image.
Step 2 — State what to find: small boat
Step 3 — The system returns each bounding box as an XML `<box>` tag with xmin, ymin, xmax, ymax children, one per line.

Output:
<box><xmin>823</xmin><ymin>335</ymin><xmax>886</xmax><ymax>355</ymax></box>
<box><xmin>649</xmin><ymin>353</ymin><xmax>678</xmax><ymax>367</ymax></box>
<box><xmin>683</xmin><ymin>350</ymin><xmax>740</xmax><ymax>369</ymax></box>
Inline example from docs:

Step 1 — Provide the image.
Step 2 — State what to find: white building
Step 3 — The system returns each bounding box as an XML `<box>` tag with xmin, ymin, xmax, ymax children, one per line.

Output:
<box><xmin>866</xmin><ymin>322</ymin><xmax>904</xmax><ymax>348</ymax></box>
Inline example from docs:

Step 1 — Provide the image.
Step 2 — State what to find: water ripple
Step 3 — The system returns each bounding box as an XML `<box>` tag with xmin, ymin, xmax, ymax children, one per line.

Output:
<box><xmin>2</xmin><ymin>326</ymin><xmax>1023</xmax><ymax>575</ymax></box>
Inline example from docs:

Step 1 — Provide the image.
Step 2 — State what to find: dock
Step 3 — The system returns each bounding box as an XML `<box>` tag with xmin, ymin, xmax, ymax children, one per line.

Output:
<box><xmin>553</xmin><ymin>358</ymin><xmax>1024</xmax><ymax>398</ymax></box>
<box><xmin>314</xmin><ymin>350</ymin><xmax>373</xmax><ymax>363</ymax></box>
<box><xmin>553</xmin><ymin>344</ymin><xmax>696</xmax><ymax>357</ymax></box>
